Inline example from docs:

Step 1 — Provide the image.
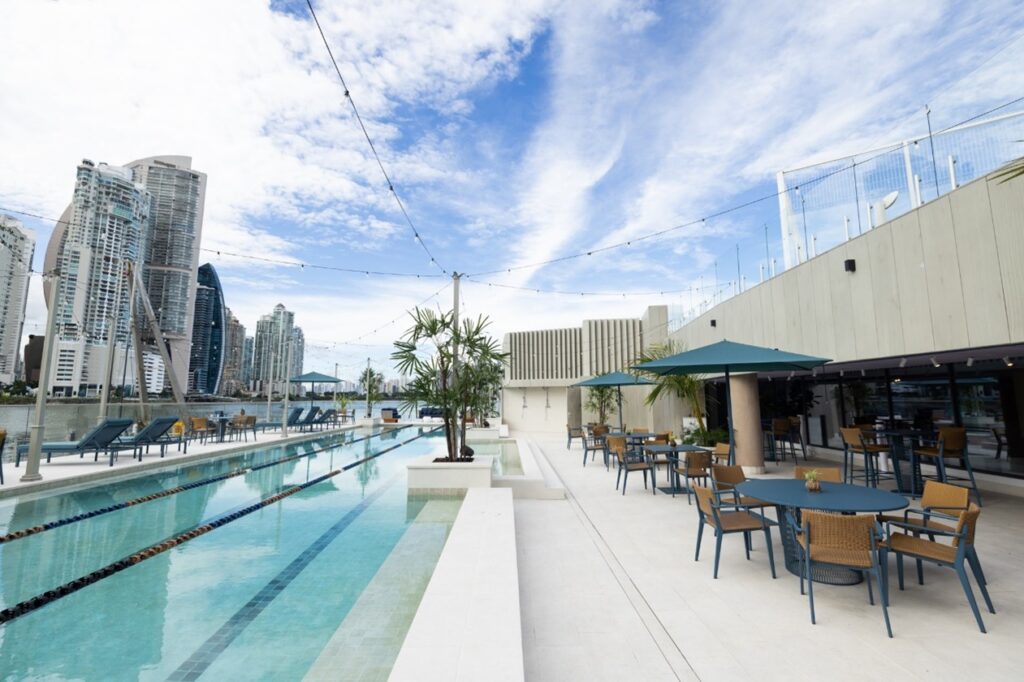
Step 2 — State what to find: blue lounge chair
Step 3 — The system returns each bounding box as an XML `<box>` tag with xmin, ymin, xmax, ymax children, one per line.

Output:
<box><xmin>16</xmin><ymin>418</ymin><xmax>134</xmax><ymax>468</ymax></box>
<box><xmin>112</xmin><ymin>415</ymin><xmax>182</xmax><ymax>461</ymax></box>
<box><xmin>256</xmin><ymin>407</ymin><xmax>303</xmax><ymax>433</ymax></box>
<box><xmin>309</xmin><ymin>408</ymin><xmax>337</xmax><ymax>431</ymax></box>
<box><xmin>297</xmin><ymin>407</ymin><xmax>322</xmax><ymax>432</ymax></box>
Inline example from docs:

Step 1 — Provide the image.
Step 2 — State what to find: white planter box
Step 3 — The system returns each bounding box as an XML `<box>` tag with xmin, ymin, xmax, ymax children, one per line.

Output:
<box><xmin>357</xmin><ymin>417</ymin><xmax>380</xmax><ymax>427</ymax></box>
<box><xmin>407</xmin><ymin>454</ymin><xmax>494</xmax><ymax>490</ymax></box>
<box><xmin>465</xmin><ymin>427</ymin><xmax>501</xmax><ymax>441</ymax></box>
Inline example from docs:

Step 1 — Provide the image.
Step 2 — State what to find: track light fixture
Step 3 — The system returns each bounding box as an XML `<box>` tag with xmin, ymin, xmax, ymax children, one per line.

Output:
<box><xmin>931</xmin><ymin>357</ymin><xmax>941</xmax><ymax>368</ymax></box>
<box><xmin>966</xmin><ymin>357</ymin><xmax>974</xmax><ymax>368</ymax></box>
<box><xmin>1004</xmin><ymin>357</ymin><xmax>1015</xmax><ymax>368</ymax></box>
<box><xmin>899</xmin><ymin>358</ymin><xmax>907</xmax><ymax>368</ymax></box>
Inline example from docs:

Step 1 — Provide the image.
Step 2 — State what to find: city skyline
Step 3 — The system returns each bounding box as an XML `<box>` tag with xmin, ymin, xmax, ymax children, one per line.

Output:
<box><xmin>4</xmin><ymin>3</ymin><xmax>1024</xmax><ymax>380</ymax></box>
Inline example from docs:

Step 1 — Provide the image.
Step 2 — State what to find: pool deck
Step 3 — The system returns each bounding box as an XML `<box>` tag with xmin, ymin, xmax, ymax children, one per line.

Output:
<box><xmin>515</xmin><ymin>431</ymin><xmax>1024</xmax><ymax>682</ymax></box>
<box><xmin>0</xmin><ymin>422</ymin><xmax>433</xmax><ymax>499</ymax></box>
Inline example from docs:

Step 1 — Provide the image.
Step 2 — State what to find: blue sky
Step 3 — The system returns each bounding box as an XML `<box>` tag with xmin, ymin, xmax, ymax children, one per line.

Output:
<box><xmin>2</xmin><ymin>0</ymin><xmax>1024</xmax><ymax>381</ymax></box>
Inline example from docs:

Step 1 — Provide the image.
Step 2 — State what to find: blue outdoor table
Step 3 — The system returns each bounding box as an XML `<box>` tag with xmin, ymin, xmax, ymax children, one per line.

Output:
<box><xmin>879</xmin><ymin>429</ymin><xmax>928</xmax><ymax>497</ymax></box>
<box><xmin>735</xmin><ymin>479</ymin><xmax>908</xmax><ymax>585</ymax></box>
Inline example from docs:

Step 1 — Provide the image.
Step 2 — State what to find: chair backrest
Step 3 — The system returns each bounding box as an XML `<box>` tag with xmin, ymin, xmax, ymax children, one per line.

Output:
<box><xmin>650</xmin><ymin>435</ymin><xmax>669</xmax><ymax>445</ymax></box>
<box><xmin>301</xmin><ymin>407</ymin><xmax>321</xmax><ymax>423</ymax></box>
<box><xmin>953</xmin><ymin>503</ymin><xmax>982</xmax><ymax>547</ymax></box>
<box><xmin>772</xmin><ymin>418</ymin><xmax>790</xmax><ymax>436</ymax></box>
<box><xmin>687</xmin><ymin>451</ymin><xmax>712</xmax><ymax>471</ymax></box>
<box><xmin>920</xmin><ymin>480</ymin><xmax>969</xmax><ymax>515</ymax></box>
<box><xmin>0</xmin><ymin>428</ymin><xmax>6</xmax><ymax>459</ymax></box>
<box><xmin>245</xmin><ymin>415</ymin><xmax>257</xmax><ymax>427</ymax></box>
<box><xmin>711</xmin><ymin>464</ymin><xmax>745</xmax><ymax>490</ymax></box>
<box><xmin>794</xmin><ymin>466</ymin><xmax>842</xmax><ymax>483</ymax></box>
<box><xmin>80</xmin><ymin>418</ymin><xmax>134</xmax><ymax>448</ymax></box>
<box><xmin>938</xmin><ymin>426</ymin><xmax>967</xmax><ymax>453</ymax></box>
<box><xmin>629</xmin><ymin>428</ymin><xmax>646</xmax><ymax>434</ymax></box>
<box><xmin>693</xmin><ymin>486</ymin><xmax>717</xmax><ymax>523</ymax></box>
<box><xmin>712</xmin><ymin>442</ymin><xmax>730</xmax><ymax>459</ymax></box>
<box><xmin>804</xmin><ymin>511</ymin><xmax>875</xmax><ymax>552</ymax></box>
<box><xmin>592</xmin><ymin>425</ymin><xmax>609</xmax><ymax>437</ymax></box>
<box><xmin>191</xmin><ymin>417</ymin><xmax>208</xmax><ymax>431</ymax></box>
<box><xmin>606</xmin><ymin>435</ymin><xmax>626</xmax><ymax>461</ymax></box>
<box><xmin>170</xmin><ymin>420</ymin><xmax>185</xmax><ymax>437</ymax></box>
<box><xmin>136</xmin><ymin>416</ymin><xmax>179</xmax><ymax>442</ymax></box>
<box><xmin>840</xmin><ymin>426</ymin><xmax>865</xmax><ymax>449</ymax></box>
<box><xmin>286</xmin><ymin>407</ymin><xmax>303</xmax><ymax>425</ymax></box>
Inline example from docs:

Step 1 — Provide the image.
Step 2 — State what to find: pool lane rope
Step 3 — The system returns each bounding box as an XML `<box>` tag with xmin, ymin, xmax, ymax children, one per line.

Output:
<box><xmin>0</xmin><ymin>425</ymin><xmax>440</xmax><ymax>625</ymax></box>
<box><xmin>0</xmin><ymin>425</ymin><xmax>416</xmax><ymax>546</ymax></box>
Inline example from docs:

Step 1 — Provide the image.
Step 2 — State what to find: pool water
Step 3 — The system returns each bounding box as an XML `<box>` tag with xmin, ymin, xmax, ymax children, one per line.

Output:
<box><xmin>0</xmin><ymin>426</ymin><xmax>458</xmax><ymax>681</ymax></box>
<box><xmin>470</xmin><ymin>439</ymin><xmax>523</xmax><ymax>476</ymax></box>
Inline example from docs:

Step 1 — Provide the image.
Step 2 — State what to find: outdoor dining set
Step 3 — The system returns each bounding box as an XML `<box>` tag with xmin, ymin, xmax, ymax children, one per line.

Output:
<box><xmin>569</xmin><ymin>420</ymin><xmax>995</xmax><ymax>638</ymax></box>
<box><xmin>566</xmin><ymin>340</ymin><xmax>996</xmax><ymax>639</ymax></box>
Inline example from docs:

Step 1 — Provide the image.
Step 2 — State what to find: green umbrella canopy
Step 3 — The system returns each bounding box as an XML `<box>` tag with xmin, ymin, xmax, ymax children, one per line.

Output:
<box><xmin>575</xmin><ymin>371</ymin><xmax>654</xmax><ymax>387</ymax></box>
<box><xmin>632</xmin><ymin>340</ymin><xmax>829</xmax><ymax>465</ymax></box>
<box><xmin>632</xmin><ymin>340</ymin><xmax>829</xmax><ymax>376</ymax></box>
<box><xmin>290</xmin><ymin>371</ymin><xmax>341</xmax><ymax>383</ymax></box>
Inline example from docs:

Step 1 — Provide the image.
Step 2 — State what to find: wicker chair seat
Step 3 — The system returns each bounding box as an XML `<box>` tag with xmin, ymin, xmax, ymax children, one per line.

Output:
<box><xmin>914</xmin><ymin>446</ymin><xmax>958</xmax><ymax>459</ymax></box>
<box><xmin>736</xmin><ymin>495</ymin><xmax>772</xmax><ymax>508</ymax></box>
<box><xmin>623</xmin><ymin>461</ymin><xmax>650</xmax><ymax>471</ymax></box>
<box><xmin>887</xmin><ymin>532</ymin><xmax>957</xmax><ymax>564</ymax></box>
<box><xmin>795</xmin><ymin>535</ymin><xmax>874</xmax><ymax>568</ymax></box>
<box><xmin>713</xmin><ymin>511</ymin><xmax>765</xmax><ymax>533</ymax></box>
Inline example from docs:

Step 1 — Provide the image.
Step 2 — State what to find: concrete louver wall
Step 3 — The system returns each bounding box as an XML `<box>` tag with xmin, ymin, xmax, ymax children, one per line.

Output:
<box><xmin>669</xmin><ymin>168</ymin><xmax>1024</xmax><ymax>360</ymax></box>
<box><xmin>502</xmin><ymin>306</ymin><xmax>694</xmax><ymax>434</ymax></box>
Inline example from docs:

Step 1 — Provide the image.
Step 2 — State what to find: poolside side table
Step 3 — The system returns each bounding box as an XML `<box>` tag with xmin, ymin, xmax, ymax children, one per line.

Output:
<box><xmin>734</xmin><ymin>479</ymin><xmax>908</xmax><ymax>585</ymax></box>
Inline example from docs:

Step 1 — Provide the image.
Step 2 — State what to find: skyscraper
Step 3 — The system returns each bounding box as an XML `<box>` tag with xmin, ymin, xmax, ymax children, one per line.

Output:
<box><xmin>126</xmin><ymin>156</ymin><xmax>207</xmax><ymax>392</ymax></box>
<box><xmin>241</xmin><ymin>335</ymin><xmax>254</xmax><ymax>386</ymax></box>
<box><xmin>0</xmin><ymin>215</ymin><xmax>35</xmax><ymax>385</ymax></box>
<box><xmin>252</xmin><ymin>303</ymin><xmax>294</xmax><ymax>396</ymax></box>
<box><xmin>43</xmin><ymin>160</ymin><xmax>149</xmax><ymax>396</ymax></box>
<box><xmin>220</xmin><ymin>308</ymin><xmax>246</xmax><ymax>396</ymax></box>
<box><xmin>187</xmin><ymin>263</ymin><xmax>225</xmax><ymax>395</ymax></box>
<box><xmin>290</xmin><ymin>326</ymin><xmax>305</xmax><ymax>378</ymax></box>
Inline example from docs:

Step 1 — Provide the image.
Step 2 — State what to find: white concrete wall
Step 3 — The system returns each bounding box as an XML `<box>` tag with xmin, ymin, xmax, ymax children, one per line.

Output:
<box><xmin>501</xmin><ymin>386</ymin><xmax>570</xmax><ymax>434</ymax></box>
<box><xmin>669</xmin><ymin>168</ymin><xmax>1024</xmax><ymax>360</ymax></box>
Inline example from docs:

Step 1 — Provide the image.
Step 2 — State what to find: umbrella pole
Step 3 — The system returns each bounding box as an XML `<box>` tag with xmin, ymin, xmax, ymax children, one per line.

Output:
<box><xmin>725</xmin><ymin>367</ymin><xmax>735</xmax><ymax>466</ymax></box>
<box><xmin>617</xmin><ymin>386</ymin><xmax>624</xmax><ymax>432</ymax></box>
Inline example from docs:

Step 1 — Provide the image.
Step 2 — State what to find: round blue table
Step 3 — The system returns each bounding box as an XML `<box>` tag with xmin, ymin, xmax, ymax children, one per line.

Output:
<box><xmin>735</xmin><ymin>479</ymin><xmax>908</xmax><ymax>584</ymax></box>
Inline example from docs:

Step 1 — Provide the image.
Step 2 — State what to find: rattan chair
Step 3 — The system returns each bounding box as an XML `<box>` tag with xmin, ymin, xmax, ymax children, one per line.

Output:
<box><xmin>882</xmin><ymin>504</ymin><xmax>994</xmax><ymax>633</ymax></box>
<box><xmin>647</xmin><ymin>433</ymin><xmax>671</xmax><ymax>478</ymax></box>
<box><xmin>693</xmin><ymin>486</ymin><xmax>776</xmax><ymax>579</ymax></box>
<box><xmin>792</xmin><ymin>511</ymin><xmax>892</xmax><ymax>637</ymax></box>
<box><xmin>189</xmin><ymin>417</ymin><xmax>218</xmax><ymax>445</ymax></box>
<box><xmin>793</xmin><ymin>466</ymin><xmax>842</xmax><ymax>483</ymax></box>
<box><xmin>582</xmin><ymin>425</ymin><xmax>608</xmax><ymax>468</ymax></box>
<box><xmin>877</xmin><ymin>480</ymin><xmax>968</xmax><ymax>534</ymax></box>
<box><xmin>675</xmin><ymin>450</ymin><xmax>711</xmax><ymax>504</ymax></box>
<box><xmin>611</xmin><ymin>435</ymin><xmax>655</xmax><ymax>495</ymax></box>
<box><xmin>712</xmin><ymin>442</ymin><xmax>730</xmax><ymax>464</ymax></box>
<box><xmin>711</xmin><ymin>464</ymin><xmax>774</xmax><ymax>513</ymax></box>
<box><xmin>841</xmin><ymin>426</ymin><xmax>889</xmax><ymax>487</ymax></box>
<box><xmin>566</xmin><ymin>424</ymin><xmax>583</xmax><ymax>450</ymax></box>
<box><xmin>913</xmin><ymin>427</ymin><xmax>982</xmax><ymax>506</ymax></box>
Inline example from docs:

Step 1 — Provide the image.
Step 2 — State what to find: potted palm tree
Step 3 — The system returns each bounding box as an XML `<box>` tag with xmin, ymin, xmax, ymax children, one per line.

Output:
<box><xmin>634</xmin><ymin>341</ymin><xmax>707</xmax><ymax>433</ymax></box>
<box><xmin>583</xmin><ymin>386</ymin><xmax>617</xmax><ymax>428</ymax></box>
<box><xmin>393</xmin><ymin>308</ymin><xmax>507</xmax><ymax>477</ymax></box>
<box><xmin>358</xmin><ymin>366</ymin><xmax>383</xmax><ymax>426</ymax></box>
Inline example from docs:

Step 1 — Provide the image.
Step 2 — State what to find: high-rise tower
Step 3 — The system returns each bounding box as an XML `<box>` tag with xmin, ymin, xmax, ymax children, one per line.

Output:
<box><xmin>0</xmin><ymin>215</ymin><xmax>35</xmax><ymax>385</ymax></box>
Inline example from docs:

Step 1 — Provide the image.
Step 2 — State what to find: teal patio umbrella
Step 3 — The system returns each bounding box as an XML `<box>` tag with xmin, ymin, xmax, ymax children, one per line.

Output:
<box><xmin>633</xmin><ymin>340</ymin><xmax>830</xmax><ymax>465</ymax></box>
<box><xmin>575</xmin><ymin>371</ymin><xmax>654</xmax><ymax>431</ymax></box>
<box><xmin>290</xmin><ymin>371</ymin><xmax>341</xmax><ymax>408</ymax></box>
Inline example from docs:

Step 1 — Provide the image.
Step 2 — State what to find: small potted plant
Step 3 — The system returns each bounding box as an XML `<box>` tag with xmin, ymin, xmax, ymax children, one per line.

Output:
<box><xmin>804</xmin><ymin>469</ymin><xmax>822</xmax><ymax>493</ymax></box>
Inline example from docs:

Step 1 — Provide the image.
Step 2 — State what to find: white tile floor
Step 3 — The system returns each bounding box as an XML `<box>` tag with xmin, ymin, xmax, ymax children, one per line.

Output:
<box><xmin>516</xmin><ymin>432</ymin><xmax>1024</xmax><ymax>682</ymax></box>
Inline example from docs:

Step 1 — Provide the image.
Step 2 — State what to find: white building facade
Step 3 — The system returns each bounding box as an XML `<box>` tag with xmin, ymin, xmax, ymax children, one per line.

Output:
<box><xmin>0</xmin><ymin>215</ymin><xmax>35</xmax><ymax>385</ymax></box>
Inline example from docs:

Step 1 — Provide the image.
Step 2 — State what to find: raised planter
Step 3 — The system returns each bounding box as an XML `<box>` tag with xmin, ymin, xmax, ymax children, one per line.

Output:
<box><xmin>465</xmin><ymin>426</ymin><xmax>501</xmax><ymax>441</ymax></box>
<box><xmin>356</xmin><ymin>416</ymin><xmax>380</xmax><ymax>427</ymax></box>
<box><xmin>406</xmin><ymin>454</ymin><xmax>494</xmax><ymax>491</ymax></box>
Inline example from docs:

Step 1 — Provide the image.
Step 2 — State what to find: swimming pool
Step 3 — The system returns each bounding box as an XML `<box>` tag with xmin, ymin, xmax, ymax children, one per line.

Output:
<box><xmin>0</xmin><ymin>426</ymin><xmax>458</xmax><ymax>680</ymax></box>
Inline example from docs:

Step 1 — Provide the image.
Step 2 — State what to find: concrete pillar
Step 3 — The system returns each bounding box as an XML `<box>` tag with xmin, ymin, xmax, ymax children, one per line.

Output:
<box><xmin>730</xmin><ymin>373</ymin><xmax>764</xmax><ymax>474</ymax></box>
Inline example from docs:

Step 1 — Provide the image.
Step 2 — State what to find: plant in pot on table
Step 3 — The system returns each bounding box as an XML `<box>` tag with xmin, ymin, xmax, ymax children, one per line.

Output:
<box><xmin>392</xmin><ymin>308</ymin><xmax>507</xmax><ymax>462</ymax></box>
<box><xmin>804</xmin><ymin>469</ymin><xmax>822</xmax><ymax>492</ymax></box>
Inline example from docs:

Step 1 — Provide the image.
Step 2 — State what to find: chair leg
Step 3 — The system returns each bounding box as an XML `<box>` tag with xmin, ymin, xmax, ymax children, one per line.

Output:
<box><xmin>962</xmin><ymin>456</ymin><xmax>983</xmax><ymax>507</ymax></box>
<box><xmin>622</xmin><ymin>470</ymin><xmax>628</xmax><ymax>495</ymax></box>
<box><xmin>642</xmin><ymin>469</ymin><xmax>648</xmax><ymax>490</ymax></box>
<box><xmin>866</xmin><ymin>569</ymin><xmax>875</xmax><ymax>605</ymax></box>
<box><xmin>713</xmin><ymin>533</ymin><xmax>723</xmax><ymax>579</ymax></box>
<box><xmin>799</xmin><ymin>547</ymin><xmax>805</xmax><ymax>595</ymax></box>
<box><xmin>616</xmin><ymin>466</ymin><xmax>622</xmax><ymax>490</ymax></box>
<box><xmin>807</xmin><ymin>557</ymin><xmax>816</xmax><ymax>624</ymax></box>
<box><xmin>877</xmin><ymin>567</ymin><xmax>893</xmax><ymax>638</ymax></box>
<box><xmin>743</xmin><ymin>532</ymin><xmax>751</xmax><ymax>560</ymax></box>
<box><xmin>956</xmin><ymin>564</ymin><xmax>987</xmax><ymax>633</ymax></box>
<box><xmin>695</xmin><ymin>522</ymin><xmax>705</xmax><ymax>561</ymax></box>
<box><xmin>880</xmin><ymin>550</ymin><xmax>891</xmax><ymax>606</ymax></box>
<box><xmin>916</xmin><ymin>558</ymin><xmax>924</xmax><ymax>585</ymax></box>
<box><xmin>897</xmin><ymin>554</ymin><xmax>905</xmax><ymax>590</ymax></box>
<box><xmin>967</xmin><ymin>551</ymin><xmax>996</xmax><ymax>614</ymax></box>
